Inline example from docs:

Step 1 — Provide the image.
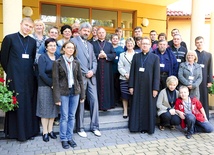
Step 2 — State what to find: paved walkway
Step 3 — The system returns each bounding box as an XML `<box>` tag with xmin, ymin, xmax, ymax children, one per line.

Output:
<box><xmin>0</xmin><ymin>118</ymin><xmax>214</xmax><ymax>155</ymax></box>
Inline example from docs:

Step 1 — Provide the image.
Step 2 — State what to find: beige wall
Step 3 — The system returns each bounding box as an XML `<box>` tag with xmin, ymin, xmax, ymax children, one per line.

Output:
<box><xmin>0</xmin><ymin>0</ymin><xmax>172</xmax><ymax>43</ymax></box>
<box><xmin>167</xmin><ymin>18</ymin><xmax>211</xmax><ymax>51</ymax></box>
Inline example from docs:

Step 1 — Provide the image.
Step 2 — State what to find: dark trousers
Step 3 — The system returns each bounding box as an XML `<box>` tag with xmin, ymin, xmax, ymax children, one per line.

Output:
<box><xmin>114</xmin><ymin>73</ymin><xmax>121</xmax><ymax>105</ymax></box>
<box><xmin>185</xmin><ymin>113</ymin><xmax>214</xmax><ymax>134</ymax></box>
<box><xmin>160</xmin><ymin>112</ymin><xmax>181</xmax><ymax>126</ymax></box>
<box><xmin>160</xmin><ymin>72</ymin><xmax>168</xmax><ymax>90</ymax></box>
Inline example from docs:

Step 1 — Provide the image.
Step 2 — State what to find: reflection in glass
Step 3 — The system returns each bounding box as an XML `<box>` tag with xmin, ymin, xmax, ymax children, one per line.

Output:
<box><xmin>41</xmin><ymin>4</ymin><xmax>57</xmax><ymax>23</ymax></box>
<box><xmin>124</xmin><ymin>31</ymin><xmax>132</xmax><ymax>39</ymax></box>
<box><xmin>121</xmin><ymin>12</ymin><xmax>133</xmax><ymax>29</ymax></box>
<box><xmin>61</xmin><ymin>6</ymin><xmax>89</xmax><ymax>24</ymax></box>
<box><xmin>92</xmin><ymin>9</ymin><xmax>117</xmax><ymax>28</ymax></box>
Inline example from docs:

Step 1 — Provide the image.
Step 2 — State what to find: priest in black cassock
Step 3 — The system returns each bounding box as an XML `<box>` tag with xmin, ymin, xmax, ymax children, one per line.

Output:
<box><xmin>91</xmin><ymin>27</ymin><xmax>116</xmax><ymax>110</ymax></box>
<box><xmin>0</xmin><ymin>17</ymin><xmax>40</xmax><ymax>141</ymax></box>
<box><xmin>195</xmin><ymin>36</ymin><xmax>213</xmax><ymax>119</ymax></box>
<box><xmin>128</xmin><ymin>37</ymin><xmax>160</xmax><ymax>134</ymax></box>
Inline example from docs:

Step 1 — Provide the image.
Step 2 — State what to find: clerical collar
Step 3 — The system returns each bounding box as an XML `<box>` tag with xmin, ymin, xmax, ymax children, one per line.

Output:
<box><xmin>142</xmin><ymin>51</ymin><xmax>149</xmax><ymax>55</ymax></box>
<box><xmin>98</xmin><ymin>39</ymin><xmax>105</xmax><ymax>42</ymax></box>
<box><xmin>196</xmin><ymin>49</ymin><xmax>203</xmax><ymax>53</ymax></box>
<box><xmin>19</xmin><ymin>31</ymin><xmax>28</xmax><ymax>38</ymax></box>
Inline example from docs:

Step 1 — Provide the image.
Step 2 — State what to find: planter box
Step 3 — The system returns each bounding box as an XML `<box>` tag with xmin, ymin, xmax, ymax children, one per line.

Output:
<box><xmin>0</xmin><ymin>110</ymin><xmax>5</xmax><ymax>117</ymax></box>
<box><xmin>209</xmin><ymin>94</ymin><xmax>214</xmax><ymax>110</ymax></box>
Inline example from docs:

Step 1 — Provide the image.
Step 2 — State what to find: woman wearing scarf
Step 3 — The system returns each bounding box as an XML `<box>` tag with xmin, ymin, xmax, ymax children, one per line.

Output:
<box><xmin>53</xmin><ymin>41</ymin><xmax>85</xmax><ymax>149</ymax></box>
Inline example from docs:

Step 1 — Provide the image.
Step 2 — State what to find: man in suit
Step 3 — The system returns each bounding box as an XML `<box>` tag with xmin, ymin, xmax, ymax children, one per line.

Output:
<box><xmin>71</xmin><ymin>22</ymin><xmax>101</xmax><ymax>137</ymax></box>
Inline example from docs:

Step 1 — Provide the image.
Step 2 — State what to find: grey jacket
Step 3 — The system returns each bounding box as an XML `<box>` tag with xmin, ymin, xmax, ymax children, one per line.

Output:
<box><xmin>52</xmin><ymin>56</ymin><xmax>85</xmax><ymax>103</ymax></box>
<box><xmin>178</xmin><ymin>62</ymin><xmax>202</xmax><ymax>99</ymax></box>
<box><xmin>71</xmin><ymin>36</ymin><xmax>97</xmax><ymax>85</ymax></box>
<box><xmin>156</xmin><ymin>88</ymin><xmax>179</xmax><ymax>116</ymax></box>
<box><xmin>118</xmin><ymin>51</ymin><xmax>135</xmax><ymax>80</ymax></box>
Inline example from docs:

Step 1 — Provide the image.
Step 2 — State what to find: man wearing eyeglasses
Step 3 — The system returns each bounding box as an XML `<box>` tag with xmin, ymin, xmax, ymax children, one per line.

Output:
<box><xmin>128</xmin><ymin>37</ymin><xmax>160</xmax><ymax>134</ymax></box>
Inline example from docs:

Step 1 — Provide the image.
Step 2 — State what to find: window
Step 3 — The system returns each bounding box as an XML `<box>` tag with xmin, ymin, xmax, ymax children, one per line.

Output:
<box><xmin>41</xmin><ymin>4</ymin><xmax>57</xmax><ymax>23</ymax></box>
<box><xmin>92</xmin><ymin>9</ymin><xmax>117</xmax><ymax>28</ymax></box>
<box><xmin>61</xmin><ymin>6</ymin><xmax>89</xmax><ymax>24</ymax></box>
<box><xmin>40</xmin><ymin>3</ymin><xmax>134</xmax><ymax>38</ymax></box>
<box><xmin>121</xmin><ymin>12</ymin><xmax>133</xmax><ymax>39</ymax></box>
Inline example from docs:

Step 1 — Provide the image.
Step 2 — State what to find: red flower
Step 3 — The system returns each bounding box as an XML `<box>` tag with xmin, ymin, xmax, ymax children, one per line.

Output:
<box><xmin>12</xmin><ymin>96</ymin><xmax>17</xmax><ymax>104</ymax></box>
<box><xmin>0</xmin><ymin>78</ymin><xmax>5</xmax><ymax>83</ymax></box>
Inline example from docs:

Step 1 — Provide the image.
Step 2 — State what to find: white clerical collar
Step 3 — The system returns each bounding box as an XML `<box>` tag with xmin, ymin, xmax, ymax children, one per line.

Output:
<box><xmin>19</xmin><ymin>31</ymin><xmax>28</xmax><ymax>38</ymax></box>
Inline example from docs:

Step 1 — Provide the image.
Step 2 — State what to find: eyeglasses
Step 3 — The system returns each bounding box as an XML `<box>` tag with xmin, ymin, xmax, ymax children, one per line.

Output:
<box><xmin>48</xmin><ymin>45</ymin><xmax>56</xmax><ymax>47</ymax></box>
<box><xmin>142</xmin><ymin>43</ymin><xmax>150</xmax><ymax>45</ymax></box>
<box><xmin>65</xmin><ymin>46</ymin><xmax>75</xmax><ymax>50</ymax></box>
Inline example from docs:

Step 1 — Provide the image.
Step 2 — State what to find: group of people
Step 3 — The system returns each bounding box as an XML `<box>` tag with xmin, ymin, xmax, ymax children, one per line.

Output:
<box><xmin>148</xmin><ymin>29</ymin><xmax>214</xmax><ymax>138</ymax></box>
<box><xmin>0</xmin><ymin>17</ymin><xmax>213</xmax><ymax>150</ymax></box>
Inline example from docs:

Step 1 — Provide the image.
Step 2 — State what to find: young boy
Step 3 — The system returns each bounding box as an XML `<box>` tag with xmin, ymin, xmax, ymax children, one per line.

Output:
<box><xmin>175</xmin><ymin>86</ymin><xmax>213</xmax><ymax>139</ymax></box>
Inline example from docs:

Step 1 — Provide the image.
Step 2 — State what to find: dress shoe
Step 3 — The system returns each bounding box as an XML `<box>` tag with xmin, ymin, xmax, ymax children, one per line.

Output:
<box><xmin>42</xmin><ymin>134</ymin><xmax>49</xmax><ymax>142</ymax></box>
<box><xmin>48</xmin><ymin>131</ymin><xmax>57</xmax><ymax>139</ymax></box>
<box><xmin>159</xmin><ymin>125</ymin><xmax>165</xmax><ymax>131</ymax></box>
<box><xmin>92</xmin><ymin>129</ymin><xmax>101</xmax><ymax>137</ymax></box>
<box><xmin>61</xmin><ymin>141</ymin><xmax>70</xmax><ymax>149</ymax></box>
<box><xmin>29</xmin><ymin>137</ymin><xmax>35</xmax><ymax>140</ymax></box>
<box><xmin>68</xmin><ymin>139</ymin><xmax>77</xmax><ymax>148</ymax></box>
<box><xmin>123</xmin><ymin>115</ymin><xmax>128</xmax><ymax>119</ymax></box>
<box><xmin>77</xmin><ymin>131</ymin><xmax>87</xmax><ymax>138</ymax></box>
<box><xmin>185</xmin><ymin>133</ymin><xmax>192</xmax><ymax>139</ymax></box>
<box><xmin>170</xmin><ymin>125</ymin><xmax>175</xmax><ymax>130</ymax></box>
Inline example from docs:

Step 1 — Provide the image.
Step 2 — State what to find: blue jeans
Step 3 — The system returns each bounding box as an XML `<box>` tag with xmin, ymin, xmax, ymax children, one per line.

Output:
<box><xmin>60</xmin><ymin>92</ymin><xmax>79</xmax><ymax>141</ymax></box>
<box><xmin>185</xmin><ymin>113</ymin><xmax>214</xmax><ymax>134</ymax></box>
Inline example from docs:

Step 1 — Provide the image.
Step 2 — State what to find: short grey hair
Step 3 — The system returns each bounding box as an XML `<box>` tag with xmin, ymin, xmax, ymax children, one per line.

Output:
<box><xmin>79</xmin><ymin>22</ymin><xmax>92</xmax><ymax>31</ymax></box>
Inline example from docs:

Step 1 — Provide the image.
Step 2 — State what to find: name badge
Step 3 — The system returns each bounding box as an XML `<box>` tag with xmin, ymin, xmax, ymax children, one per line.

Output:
<box><xmin>22</xmin><ymin>54</ymin><xmax>29</xmax><ymax>59</ymax></box>
<box><xmin>200</xmin><ymin>64</ymin><xmax>205</xmax><ymax>68</ymax></box>
<box><xmin>177</xmin><ymin>59</ymin><xmax>181</xmax><ymax>62</ymax></box>
<box><xmin>139</xmin><ymin>67</ymin><xmax>145</xmax><ymax>72</ymax></box>
<box><xmin>188</xmin><ymin>76</ymin><xmax>194</xmax><ymax>80</ymax></box>
<box><xmin>160</xmin><ymin>64</ymin><xmax>165</xmax><ymax>67</ymax></box>
<box><xmin>115</xmin><ymin>56</ymin><xmax>118</xmax><ymax>60</ymax></box>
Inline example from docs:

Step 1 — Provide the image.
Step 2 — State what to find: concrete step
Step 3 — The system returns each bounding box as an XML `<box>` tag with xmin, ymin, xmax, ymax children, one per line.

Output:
<box><xmin>51</xmin><ymin>107</ymin><xmax>127</xmax><ymax>133</ymax></box>
<box><xmin>1</xmin><ymin>109</ymin><xmax>214</xmax><ymax>134</ymax></box>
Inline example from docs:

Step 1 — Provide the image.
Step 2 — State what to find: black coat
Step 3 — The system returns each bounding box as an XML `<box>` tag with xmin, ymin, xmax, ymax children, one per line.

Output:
<box><xmin>128</xmin><ymin>52</ymin><xmax>160</xmax><ymax>134</ymax></box>
<box><xmin>196</xmin><ymin>50</ymin><xmax>213</xmax><ymax>119</ymax></box>
<box><xmin>0</xmin><ymin>32</ymin><xmax>39</xmax><ymax>141</ymax></box>
<box><xmin>91</xmin><ymin>40</ymin><xmax>116</xmax><ymax>110</ymax></box>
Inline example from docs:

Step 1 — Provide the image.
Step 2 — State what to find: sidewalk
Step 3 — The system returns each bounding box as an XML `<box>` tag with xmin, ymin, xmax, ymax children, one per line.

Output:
<box><xmin>0</xmin><ymin>118</ymin><xmax>214</xmax><ymax>155</ymax></box>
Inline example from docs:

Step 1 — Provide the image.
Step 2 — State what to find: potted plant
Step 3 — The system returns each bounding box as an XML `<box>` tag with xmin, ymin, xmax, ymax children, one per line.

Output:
<box><xmin>0</xmin><ymin>78</ymin><xmax>19</xmax><ymax>113</ymax></box>
<box><xmin>208</xmin><ymin>76</ymin><xmax>214</xmax><ymax>109</ymax></box>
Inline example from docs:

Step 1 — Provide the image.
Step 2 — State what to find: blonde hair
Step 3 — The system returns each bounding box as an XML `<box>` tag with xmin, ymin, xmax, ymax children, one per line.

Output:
<box><xmin>125</xmin><ymin>37</ymin><xmax>135</xmax><ymax>46</ymax></box>
<box><xmin>166</xmin><ymin>76</ymin><xmax>178</xmax><ymax>87</ymax></box>
<box><xmin>179</xmin><ymin>85</ymin><xmax>189</xmax><ymax>92</ymax></box>
<box><xmin>186</xmin><ymin>50</ymin><xmax>198</xmax><ymax>62</ymax></box>
<box><xmin>33</xmin><ymin>19</ymin><xmax>46</xmax><ymax>34</ymax></box>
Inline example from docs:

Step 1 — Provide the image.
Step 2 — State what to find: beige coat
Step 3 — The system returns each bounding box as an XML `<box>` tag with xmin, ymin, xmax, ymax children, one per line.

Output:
<box><xmin>156</xmin><ymin>88</ymin><xmax>179</xmax><ymax>116</ymax></box>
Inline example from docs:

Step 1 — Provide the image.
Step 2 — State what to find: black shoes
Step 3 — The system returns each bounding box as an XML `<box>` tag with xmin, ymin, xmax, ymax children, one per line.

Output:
<box><xmin>68</xmin><ymin>139</ymin><xmax>77</xmax><ymax>148</ymax></box>
<box><xmin>42</xmin><ymin>134</ymin><xmax>49</xmax><ymax>142</ymax></box>
<box><xmin>61</xmin><ymin>140</ymin><xmax>77</xmax><ymax>149</ymax></box>
<box><xmin>185</xmin><ymin>133</ymin><xmax>192</xmax><ymax>139</ymax></box>
<box><xmin>123</xmin><ymin>115</ymin><xmax>128</xmax><ymax>119</ymax></box>
<box><xmin>62</xmin><ymin>141</ymin><xmax>70</xmax><ymax>149</ymax></box>
<box><xmin>48</xmin><ymin>131</ymin><xmax>57</xmax><ymax>139</ymax></box>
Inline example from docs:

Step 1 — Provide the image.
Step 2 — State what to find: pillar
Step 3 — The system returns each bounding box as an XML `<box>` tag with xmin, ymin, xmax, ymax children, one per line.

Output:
<box><xmin>0</xmin><ymin>0</ymin><xmax>22</xmax><ymax>117</ymax></box>
<box><xmin>3</xmin><ymin>0</ymin><xmax>22</xmax><ymax>36</ymax></box>
<box><xmin>210</xmin><ymin>12</ymin><xmax>214</xmax><ymax>53</ymax></box>
<box><xmin>210</xmin><ymin>11</ymin><xmax>214</xmax><ymax>76</ymax></box>
<box><xmin>190</xmin><ymin>0</ymin><xmax>205</xmax><ymax>50</ymax></box>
